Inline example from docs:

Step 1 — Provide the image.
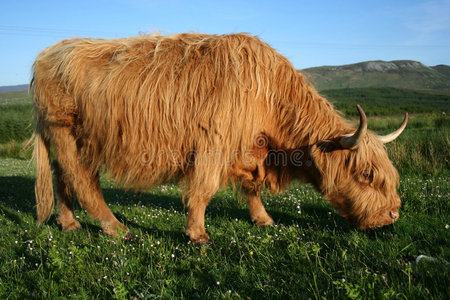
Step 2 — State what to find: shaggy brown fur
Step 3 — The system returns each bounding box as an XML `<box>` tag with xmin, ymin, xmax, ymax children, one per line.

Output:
<box><xmin>32</xmin><ymin>33</ymin><xmax>404</xmax><ymax>243</ymax></box>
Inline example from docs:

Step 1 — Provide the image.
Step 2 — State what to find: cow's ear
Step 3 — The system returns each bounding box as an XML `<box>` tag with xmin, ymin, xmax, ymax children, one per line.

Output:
<box><xmin>315</xmin><ymin>140</ymin><xmax>342</xmax><ymax>153</ymax></box>
<box><xmin>309</xmin><ymin>140</ymin><xmax>341</xmax><ymax>172</ymax></box>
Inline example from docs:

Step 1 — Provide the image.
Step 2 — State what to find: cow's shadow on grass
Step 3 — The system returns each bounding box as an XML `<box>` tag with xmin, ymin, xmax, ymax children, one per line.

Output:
<box><xmin>0</xmin><ymin>176</ymin><xmax>37</xmax><ymax>224</ymax></box>
<box><xmin>0</xmin><ymin>176</ymin><xmax>353</xmax><ymax>242</ymax></box>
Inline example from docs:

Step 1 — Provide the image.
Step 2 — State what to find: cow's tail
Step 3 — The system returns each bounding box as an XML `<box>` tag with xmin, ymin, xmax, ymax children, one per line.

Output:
<box><xmin>33</xmin><ymin>110</ymin><xmax>54</xmax><ymax>225</ymax></box>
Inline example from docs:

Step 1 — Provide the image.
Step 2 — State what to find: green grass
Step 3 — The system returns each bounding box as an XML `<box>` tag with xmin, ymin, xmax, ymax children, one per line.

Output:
<box><xmin>0</xmin><ymin>102</ymin><xmax>33</xmax><ymax>144</ymax></box>
<box><xmin>363</xmin><ymin>114</ymin><xmax>449</xmax><ymax>176</ymax></box>
<box><xmin>0</xmin><ymin>159</ymin><xmax>448</xmax><ymax>299</ymax></box>
<box><xmin>0</xmin><ymin>91</ymin><xmax>33</xmax><ymax>158</ymax></box>
<box><xmin>1</xmin><ymin>88</ymin><xmax>449</xmax><ymax>175</ymax></box>
<box><xmin>322</xmin><ymin>87</ymin><xmax>449</xmax><ymax>116</ymax></box>
<box><xmin>0</xmin><ymin>90</ymin><xmax>31</xmax><ymax>104</ymax></box>
<box><xmin>0</xmin><ymin>88</ymin><xmax>449</xmax><ymax>298</ymax></box>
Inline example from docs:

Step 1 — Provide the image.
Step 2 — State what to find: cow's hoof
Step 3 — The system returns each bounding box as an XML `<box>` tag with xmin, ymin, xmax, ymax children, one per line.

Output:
<box><xmin>186</xmin><ymin>231</ymin><xmax>211</xmax><ymax>245</ymax></box>
<box><xmin>102</xmin><ymin>221</ymin><xmax>129</xmax><ymax>237</ymax></box>
<box><xmin>253</xmin><ymin>216</ymin><xmax>275</xmax><ymax>227</ymax></box>
<box><xmin>123</xmin><ymin>231</ymin><xmax>136</xmax><ymax>240</ymax></box>
<box><xmin>61</xmin><ymin>220</ymin><xmax>82</xmax><ymax>232</ymax></box>
<box><xmin>191</xmin><ymin>236</ymin><xmax>213</xmax><ymax>245</ymax></box>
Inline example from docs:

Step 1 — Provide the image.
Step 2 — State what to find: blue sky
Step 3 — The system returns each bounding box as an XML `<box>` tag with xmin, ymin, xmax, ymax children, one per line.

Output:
<box><xmin>1</xmin><ymin>0</ymin><xmax>449</xmax><ymax>86</ymax></box>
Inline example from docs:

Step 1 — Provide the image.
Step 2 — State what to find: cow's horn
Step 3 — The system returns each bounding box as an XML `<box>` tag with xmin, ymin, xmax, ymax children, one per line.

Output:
<box><xmin>339</xmin><ymin>104</ymin><xmax>368</xmax><ymax>149</ymax></box>
<box><xmin>377</xmin><ymin>113</ymin><xmax>408</xmax><ymax>144</ymax></box>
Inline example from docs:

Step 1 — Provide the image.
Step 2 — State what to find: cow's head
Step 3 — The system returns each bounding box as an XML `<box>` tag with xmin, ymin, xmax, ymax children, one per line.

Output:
<box><xmin>307</xmin><ymin>105</ymin><xmax>408</xmax><ymax>229</ymax></box>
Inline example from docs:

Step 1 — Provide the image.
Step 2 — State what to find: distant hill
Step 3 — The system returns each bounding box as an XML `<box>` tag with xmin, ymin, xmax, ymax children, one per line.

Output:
<box><xmin>0</xmin><ymin>84</ymin><xmax>28</xmax><ymax>93</ymax></box>
<box><xmin>302</xmin><ymin>60</ymin><xmax>450</xmax><ymax>91</ymax></box>
<box><xmin>432</xmin><ymin>64</ymin><xmax>450</xmax><ymax>78</ymax></box>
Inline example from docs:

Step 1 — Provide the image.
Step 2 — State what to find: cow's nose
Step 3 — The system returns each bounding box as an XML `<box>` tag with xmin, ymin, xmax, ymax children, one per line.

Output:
<box><xmin>390</xmin><ymin>211</ymin><xmax>399</xmax><ymax>221</ymax></box>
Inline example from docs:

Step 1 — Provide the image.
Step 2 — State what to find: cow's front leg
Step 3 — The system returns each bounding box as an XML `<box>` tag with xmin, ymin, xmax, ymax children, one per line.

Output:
<box><xmin>185</xmin><ymin>195</ymin><xmax>211</xmax><ymax>244</ymax></box>
<box><xmin>244</xmin><ymin>187</ymin><xmax>274</xmax><ymax>226</ymax></box>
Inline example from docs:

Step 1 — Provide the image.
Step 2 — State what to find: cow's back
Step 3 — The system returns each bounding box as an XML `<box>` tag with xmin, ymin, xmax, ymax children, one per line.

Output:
<box><xmin>32</xmin><ymin>33</ymin><xmax>291</xmax><ymax>190</ymax></box>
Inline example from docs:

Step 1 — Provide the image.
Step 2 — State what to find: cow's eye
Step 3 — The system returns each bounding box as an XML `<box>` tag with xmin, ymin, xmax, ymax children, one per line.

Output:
<box><xmin>362</xmin><ymin>171</ymin><xmax>373</xmax><ymax>182</ymax></box>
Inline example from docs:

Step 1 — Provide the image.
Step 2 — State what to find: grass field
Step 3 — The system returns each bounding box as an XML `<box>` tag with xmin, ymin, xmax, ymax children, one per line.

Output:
<box><xmin>322</xmin><ymin>87</ymin><xmax>450</xmax><ymax>116</ymax></box>
<box><xmin>0</xmin><ymin>88</ymin><xmax>449</xmax><ymax>299</ymax></box>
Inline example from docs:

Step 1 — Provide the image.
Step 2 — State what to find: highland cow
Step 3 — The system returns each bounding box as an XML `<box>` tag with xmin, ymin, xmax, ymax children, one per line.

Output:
<box><xmin>31</xmin><ymin>33</ymin><xmax>407</xmax><ymax>244</ymax></box>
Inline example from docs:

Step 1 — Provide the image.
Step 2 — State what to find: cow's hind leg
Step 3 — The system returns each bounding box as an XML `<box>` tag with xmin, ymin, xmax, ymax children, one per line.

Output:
<box><xmin>51</xmin><ymin>126</ymin><xmax>128</xmax><ymax>236</ymax></box>
<box><xmin>53</xmin><ymin>161</ymin><xmax>81</xmax><ymax>232</ymax></box>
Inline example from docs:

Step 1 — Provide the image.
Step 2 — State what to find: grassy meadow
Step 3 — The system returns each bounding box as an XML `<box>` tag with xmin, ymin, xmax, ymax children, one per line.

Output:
<box><xmin>0</xmin><ymin>88</ymin><xmax>449</xmax><ymax>299</ymax></box>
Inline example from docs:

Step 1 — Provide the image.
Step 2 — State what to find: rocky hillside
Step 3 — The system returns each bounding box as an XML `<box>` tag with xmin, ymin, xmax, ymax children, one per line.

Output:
<box><xmin>302</xmin><ymin>60</ymin><xmax>450</xmax><ymax>91</ymax></box>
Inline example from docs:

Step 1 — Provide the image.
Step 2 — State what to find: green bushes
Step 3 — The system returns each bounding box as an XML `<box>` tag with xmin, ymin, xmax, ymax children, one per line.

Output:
<box><xmin>322</xmin><ymin>87</ymin><xmax>449</xmax><ymax>116</ymax></box>
<box><xmin>387</xmin><ymin>127</ymin><xmax>449</xmax><ymax>176</ymax></box>
<box><xmin>0</xmin><ymin>103</ymin><xmax>33</xmax><ymax>143</ymax></box>
<box><xmin>0</xmin><ymin>88</ymin><xmax>448</xmax><ymax>175</ymax></box>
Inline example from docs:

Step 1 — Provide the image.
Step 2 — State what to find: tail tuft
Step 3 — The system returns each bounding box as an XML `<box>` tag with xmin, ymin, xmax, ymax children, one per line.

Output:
<box><xmin>34</xmin><ymin>131</ymin><xmax>54</xmax><ymax>224</ymax></box>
